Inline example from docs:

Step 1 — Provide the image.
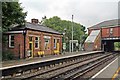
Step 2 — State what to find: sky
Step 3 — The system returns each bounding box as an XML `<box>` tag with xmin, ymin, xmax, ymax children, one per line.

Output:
<box><xmin>19</xmin><ymin>0</ymin><xmax>119</xmax><ymax>28</ymax></box>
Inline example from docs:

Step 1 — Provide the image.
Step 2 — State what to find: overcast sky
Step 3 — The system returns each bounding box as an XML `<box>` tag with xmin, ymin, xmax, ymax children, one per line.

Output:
<box><xmin>19</xmin><ymin>0</ymin><xmax>119</xmax><ymax>28</ymax></box>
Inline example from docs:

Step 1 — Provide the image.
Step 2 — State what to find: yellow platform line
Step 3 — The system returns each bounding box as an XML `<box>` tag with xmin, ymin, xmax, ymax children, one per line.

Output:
<box><xmin>112</xmin><ymin>67</ymin><xmax>120</xmax><ymax>80</ymax></box>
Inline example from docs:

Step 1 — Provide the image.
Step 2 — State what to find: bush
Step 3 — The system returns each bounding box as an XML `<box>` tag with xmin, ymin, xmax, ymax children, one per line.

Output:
<box><xmin>2</xmin><ymin>50</ymin><xmax>15</xmax><ymax>61</ymax></box>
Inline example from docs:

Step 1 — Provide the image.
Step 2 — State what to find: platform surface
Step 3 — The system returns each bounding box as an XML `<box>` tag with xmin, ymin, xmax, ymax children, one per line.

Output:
<box><xmin>91</xmin><ymin>55</ymin><xmax>120</xmax><ymax>79</ymax></box>
<box><xmin>1</xmin><ymin>51</ymin><xmax>102</xmax><ymax>70</ymax></box>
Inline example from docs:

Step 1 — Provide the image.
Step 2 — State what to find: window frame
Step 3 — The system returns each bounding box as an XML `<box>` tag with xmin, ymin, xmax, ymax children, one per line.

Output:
<box><xmin>44</xmin><ymin>38</ymin><xmax>50</xmax><ymax>50</ymax></box>
<box><xmin>9</xmin><ymin>35</ymin><xmax>14</xmax><ymax>48</ymax></box>
<box><xmin>110</xmin><ymin>28</ymin><xmax>113</xmax><ymax>34</ymax></box>
<box><xmin>54</xmin><ymin>39</ymin><xmax>57</xmax><ymax>49</ymax></box>
<box><xmin>35</xmin><ymin>37</ymin><xmax>39</xmax><ymax>49</ymax></box>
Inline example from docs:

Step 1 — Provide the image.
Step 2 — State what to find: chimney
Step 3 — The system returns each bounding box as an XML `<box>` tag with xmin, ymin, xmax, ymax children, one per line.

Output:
<box><xmin>31</xmin><ymin>19</ymin><xmax>39</xmax><ymax>24</ymax></box>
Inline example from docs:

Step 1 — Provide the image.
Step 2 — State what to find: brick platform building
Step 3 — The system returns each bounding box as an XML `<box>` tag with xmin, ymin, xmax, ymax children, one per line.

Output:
<box><xmin>3</xmin><ymin>19</ymin><xmax>62</xmax><ymax>59</ymax></box>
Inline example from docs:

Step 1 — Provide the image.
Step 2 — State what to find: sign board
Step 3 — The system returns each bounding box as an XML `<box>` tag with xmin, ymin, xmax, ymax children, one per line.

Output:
<box><xmin>63</xmin><ymin>43</ymin><xmax>66</xmax><ymax>50</ymax></box>
<box><xmin>69</xmin><ymin>40</ymin><xmax>78</xmax><ymax>43</ymax></box>
<box><xmin>76</xmin><ymin>43</ymin><xmax>78</xmax><ymax>46</ymax></box>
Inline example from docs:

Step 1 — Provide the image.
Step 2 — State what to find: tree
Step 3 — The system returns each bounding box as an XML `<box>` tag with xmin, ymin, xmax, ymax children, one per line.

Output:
<box><xmin>114</xmin><ymin>42</ymin><xmax>120</xmax><ymax>50</ymax></box>
<box><xmin>42</xmin><ymin>16</ymin><xmax>87</xmax><ymax>51</ymax></box>
<box><xmin>2</xmin><ymin>2</ymin><xmax>27</xmax><ymax>60</ymax></box>
<box><xmin>2</xmin><ymin>2</ymin><xmax>27</xmax><ymax>32</ymax></box>
<box><xmin>42</xmin><ymin>16</ymin><xmax>86</xmax><ymax>40</ymax></box>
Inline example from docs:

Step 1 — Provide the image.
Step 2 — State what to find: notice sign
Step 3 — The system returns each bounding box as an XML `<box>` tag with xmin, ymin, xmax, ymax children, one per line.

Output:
<box><xmin>63</xmin><ymin>43</ymin><xmax>66</xmax><ymax>50</ymax></box>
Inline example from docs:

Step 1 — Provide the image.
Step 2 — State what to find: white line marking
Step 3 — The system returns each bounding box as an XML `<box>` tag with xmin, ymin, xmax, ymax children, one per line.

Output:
<box><xmin>90</xmin><ymin>57</ymin><xmax>118</xmax><ymax>80</ymax></box>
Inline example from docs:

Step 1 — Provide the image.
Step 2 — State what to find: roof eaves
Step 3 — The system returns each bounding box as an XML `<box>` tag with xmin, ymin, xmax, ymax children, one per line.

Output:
<box><xmin>25</xmin><ymin>28</ymin><xmax>62</xmax><ymax>35</ymax></box>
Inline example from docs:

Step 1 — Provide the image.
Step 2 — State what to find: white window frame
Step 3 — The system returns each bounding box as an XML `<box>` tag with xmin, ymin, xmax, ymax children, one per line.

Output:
<box><xmin>110</xmin><ymin>28</ymin><xmax>113</xmax><ymax>34</ymax></box>
<box><xmin>54</xmin><ymin>39</ymin><xmax>57</xmax><ymax>49</ymax></box>
<box><xmin>9</xmin><ymin>35</ymin><xmax>14</xmax><ymax>48</ymax></box>
<box><xmin>44</xmin><ymin>38</ymin><xmax>50</xmax><ymax>50</ymax></box>
<box><xmin>35</xmin><ymin>37</ymin><xmax>39</xmax><ymax>49</ymax></box>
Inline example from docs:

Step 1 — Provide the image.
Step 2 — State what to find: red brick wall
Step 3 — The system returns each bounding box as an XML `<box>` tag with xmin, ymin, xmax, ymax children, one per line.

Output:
<box><xmin>84</xmin><ymin>34</ymin><xmax>101</xmax><ymax>51</ymax></box>
<box><xmin>26</xmin><ymin>30</ymin><xmax>62</xmax><ymax>57</ymax></box>
<box><xmin>6</xmin><ymin>34</ymin><xmax>24</xmax><ymax>59</ymax></box>
<box><xmin>102</xmin><ymin>27</ymin><xmax>120</xmax><ymax>38</ymax></box>
<box><xmin>94</xmin><ymin>33</ymin><xmax>101</xmax><ymax>50</ymax></box>
<box><xmin>112</xmin><ymin>27</ymin><xmax>119</xmax><ymax>37</ymax></box>
<box><xmin>5</xmin><ymin>30</ymin><xmax>62</xmax><ymax>58</ymax></box>
<box><xmin>26</xmin><ymin>30</ymin><xmax>42</xmax><ymax>57</ymax></box>
<box><xmin>101</xmin><ymin>28</ymin><xmax>109</xmax><ymax>38</ymax></box>
<box><xmin>84</xmin><ymin>30</ymin><xmax>101</xmax><ymax>51</ymax></box>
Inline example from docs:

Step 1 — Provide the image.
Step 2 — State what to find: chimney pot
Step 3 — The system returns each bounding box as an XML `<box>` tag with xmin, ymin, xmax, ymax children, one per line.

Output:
<box><xmin>31</xmin><ymin>19</ymin><xmax>39</xmax><ymax>24</ymax></box>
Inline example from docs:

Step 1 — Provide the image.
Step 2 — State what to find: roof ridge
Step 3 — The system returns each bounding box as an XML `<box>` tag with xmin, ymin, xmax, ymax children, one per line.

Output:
<box><xmin>25</xmin><ymin>22</ymin><xmax>61</xmax><ymax>34</ymax></box>
<box><xmin>89</xmin><ymin>19</ymin><xmax>120</xmax><ymax>29</ymax></box>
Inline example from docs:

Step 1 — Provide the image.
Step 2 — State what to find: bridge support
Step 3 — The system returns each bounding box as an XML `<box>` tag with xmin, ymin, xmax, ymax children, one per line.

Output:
<box><xmin>102</xmin><ymin>41</ymin><xmax>114</xmax><ymax>52</ymax></box>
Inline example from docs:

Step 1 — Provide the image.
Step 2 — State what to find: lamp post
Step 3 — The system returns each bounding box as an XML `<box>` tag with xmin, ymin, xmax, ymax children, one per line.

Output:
<box><xmin>80</xmin><ymin>35</ymin><xmax>84</xmax><ymax>51</ymax></box>
<box><xmin>72</xmin><ymin>15</ymin><xmax>74</xmax><ymax>52</ymax></box>
<box><xmin>63</xmin><ymin>28</ymin><xmax>67</xmax><ymax>53</ymax></box>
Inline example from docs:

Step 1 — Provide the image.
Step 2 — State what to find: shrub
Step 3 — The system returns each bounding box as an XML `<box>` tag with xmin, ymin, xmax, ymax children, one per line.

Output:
<box><xmin>2</xmin><ymin>50</ymin><xmax>15</xmax><ymax>61</ymax></box>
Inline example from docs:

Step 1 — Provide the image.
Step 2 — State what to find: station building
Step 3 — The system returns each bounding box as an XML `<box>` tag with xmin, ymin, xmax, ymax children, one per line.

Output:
<box><xmin>3</xmin><ymin>19</ymin><xmax>62</xmax><ymax>59</ymax></box>
<box><xmin>84</xmin><ymin>19</ymin><xmax>120</xmax><ymax>51</ymax></box>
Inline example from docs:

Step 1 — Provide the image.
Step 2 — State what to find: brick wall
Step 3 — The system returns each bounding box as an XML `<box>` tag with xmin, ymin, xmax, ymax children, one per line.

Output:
<box><xmin>94</xmin><ymin>33</ymin><xmax>101</xmax><ymax>50</ymax></box>
<box><xmin>5</xmin><ymin>33</ymin><xmax>24</xmax><ymax>59</ymax></box>
<box><xmin>84</xmin><ymin>30</ymin><xmax>101</xmax><ymax>51</ymax></box>
<box><xmin>5</xmin><ymin>29</ymin><xmax>62</xmax><ymax>59</ymax></box>
<box><xmin>26</xmin><ymin>30</ymin><xmax>62</xmax><ymax>57</ymax></box>
<box><xmin>102</xmin><ymin>27</ymin><xmax>120</xmax><ymax>38</ymax></box>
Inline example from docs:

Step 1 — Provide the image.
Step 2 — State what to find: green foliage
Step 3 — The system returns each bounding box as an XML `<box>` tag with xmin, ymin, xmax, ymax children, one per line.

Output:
<box><xmin>42</xmin><ymin>16</ymin><xmax>87</xmax><ymax>43</ymax></box>
<box><xmin>2</xmin><ymin>2</ymin><xmax>26</xmax><ymax>60</ymax></box>
<box><xmin>114</xmin><ymin>42</ymin><xmax>120</xmax><ymax>50</ymax></box>
<box><xmin>2</xmin><ymin>50</ymin><xmax>15</xmax><ymax>60</ymax></box>
<box><xmin>2</xmin><ymin>2</ymin><xmax>27</xmax><ymax>32</ymax></box>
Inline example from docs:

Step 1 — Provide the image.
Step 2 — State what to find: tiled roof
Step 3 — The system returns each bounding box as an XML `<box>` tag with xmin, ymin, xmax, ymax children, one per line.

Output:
<box><xmin>11</xmin><ymin>22</ymin><xmax>61</xmax><ymax>35</ymax></box>
<box><xmin>89</xmin><ymin>19</ymin><xmax>120</xmax><ymax>29</ymax></box>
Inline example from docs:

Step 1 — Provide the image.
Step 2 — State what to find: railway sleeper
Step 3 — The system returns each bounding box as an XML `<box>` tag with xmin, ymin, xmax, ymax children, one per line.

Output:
<box><xmin>66</xmin><ymin>55</ymin><xmax>117</xmax><ymax>79</ymax></box>
<box><xmin>47</xmin><ymin>54</ymin><xmax>114</xmax><ymax>79</ymax></box>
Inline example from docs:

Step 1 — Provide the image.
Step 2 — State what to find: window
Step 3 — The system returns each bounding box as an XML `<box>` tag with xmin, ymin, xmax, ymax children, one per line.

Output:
<box><xmin>54</xmin><ymin>39</ymin><xmax>57</xmax><ymax>49</ymax></box>
<box><xmin>29</xmin><ymin>36</ymin><xmax>32</xmax><ymax>41</ymax></box>
<box><xmin>35</xmin><ymin>37</ymin><xmax>39</xmax><ymax>48</ymax></box>
<box><xmin>110</xmin><ymin>28</ymin><xmax>113</xmax><ymax>34</ymax></box>
<box><xmin>44</xmin><ymin>38</ymin><xmax>50</xmax><ymax>50</ymax></box>
<box><xmin>9</xmin><ymin>35</ymin><xmax>14</xmax><ymax>48</ymax></box>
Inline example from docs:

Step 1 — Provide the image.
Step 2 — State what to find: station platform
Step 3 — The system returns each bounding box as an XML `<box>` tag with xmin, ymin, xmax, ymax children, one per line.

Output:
<box><xmin>1</xmin><ymin>51</ymin><xmax>101</xmax><ymax>70</ymax></box>
<box><xmin>90</xmin><ymin>55</ymin><xmax>120</xmax><ymax>80</ymax></box>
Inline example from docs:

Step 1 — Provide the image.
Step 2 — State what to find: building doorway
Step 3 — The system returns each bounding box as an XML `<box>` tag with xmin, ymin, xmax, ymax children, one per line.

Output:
<box><xmin>28</xmin><ymin>36</ymin><xmax>33</xmax><ymax>58</ymax></box>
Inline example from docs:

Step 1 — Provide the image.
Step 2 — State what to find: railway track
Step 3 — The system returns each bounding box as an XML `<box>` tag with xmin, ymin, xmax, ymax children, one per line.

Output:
<box><xmin>2</xmin><ymin>52</ymin><xmax>118</xmax><ymax>80</ymax></box>
<box><xmin>2</xmin><ymin>52</ymin><xmax>103</xmax><ymax>79</ymax></box>
<box><xmin>35</xmin><ymin>53</ymin><xmax>117</xmax><ymax>80</ymax></box>
<box><xmin>18</xmin><ymin>54</ymin><xmax>102</xmax><ymax>79</ymax></box>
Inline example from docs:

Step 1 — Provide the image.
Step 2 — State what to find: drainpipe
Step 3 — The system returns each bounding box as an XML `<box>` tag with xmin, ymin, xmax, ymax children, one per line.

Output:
<box><xmin>100</xmin><ymin>28</ymin><xmax>103</xmax><ymax>51</ymax></box>
<box><xmin>23</xmin><ymin>29</ymin><xmax>26</xmax><ymax>59</ymax></box>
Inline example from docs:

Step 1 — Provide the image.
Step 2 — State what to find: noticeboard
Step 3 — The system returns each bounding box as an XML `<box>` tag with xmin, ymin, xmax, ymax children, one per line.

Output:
<box><xmin>63</xmin><ymin>43</ymin><xmax>66</xmax><ymax>50</ymax></box>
